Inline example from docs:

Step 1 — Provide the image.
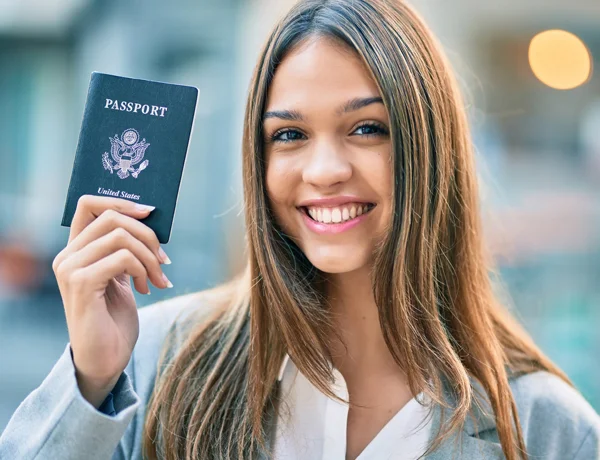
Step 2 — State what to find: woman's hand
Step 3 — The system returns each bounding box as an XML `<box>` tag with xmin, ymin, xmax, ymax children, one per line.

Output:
<box><xmin>51</xmin><ymin>195</ymin><xmax>172</xmax><ymax>408</ymax></box>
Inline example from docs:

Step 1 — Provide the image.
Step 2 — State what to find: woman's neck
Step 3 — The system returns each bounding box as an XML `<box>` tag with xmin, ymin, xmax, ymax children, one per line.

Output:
<box><xmin>326</xmin><ymin>267</ymin><xmax>406</xmax><ymax>383</ymax></box>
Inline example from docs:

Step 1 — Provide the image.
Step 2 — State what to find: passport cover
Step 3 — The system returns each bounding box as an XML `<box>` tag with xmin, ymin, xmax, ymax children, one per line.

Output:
<box><xmin>61</xmin><ymin>72</ymin><xmax>199</xmax><ymax>244</ymax></box>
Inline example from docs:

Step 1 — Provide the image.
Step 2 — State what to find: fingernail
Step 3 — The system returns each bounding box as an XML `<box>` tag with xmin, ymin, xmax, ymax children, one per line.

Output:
<box><xmin>136</xmin><ymin>204</ymin><xmax>155</xmax><ymax>212</ymax></box>
<box><xmin>158</xmin><ymin>247</ymin><xmax>172</xmax><ymax>265</ymax></box>
<box><xmin>162</xmin><ymin>273</ymin><xmax>173</xmax><ymax>288</ymax></box>
<box><xmin>146</xmin><ymin>291</ymin><xmax>151</xmax><ymax>295</ymax></box>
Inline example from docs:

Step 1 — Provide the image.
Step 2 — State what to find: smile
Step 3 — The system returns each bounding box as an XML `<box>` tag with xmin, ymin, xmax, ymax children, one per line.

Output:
<box><xmin>298</xmin><ymin>203</ymin><xmax>376</xmax><ymax>235</ymax></box>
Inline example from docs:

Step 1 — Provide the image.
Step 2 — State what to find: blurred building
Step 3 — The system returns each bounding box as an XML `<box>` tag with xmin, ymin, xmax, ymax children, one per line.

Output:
<box><xmin>0</xmin><ymin>0</ymin><xmax>599</xmax><ymax>430</ymax></box>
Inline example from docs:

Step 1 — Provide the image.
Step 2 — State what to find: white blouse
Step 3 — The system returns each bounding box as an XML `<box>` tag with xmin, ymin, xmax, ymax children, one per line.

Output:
<box><xmin>272</xmin><ymin>355</ymin><xmax>433</xmax><ymax>460</ymax></box>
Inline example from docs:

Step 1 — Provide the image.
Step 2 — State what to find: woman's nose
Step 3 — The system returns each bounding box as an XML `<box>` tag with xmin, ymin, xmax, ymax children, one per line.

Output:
<box><xmin>302</xmin><ymin>140</ymin><xmax>352</xmax><ymax>188</ymax></box>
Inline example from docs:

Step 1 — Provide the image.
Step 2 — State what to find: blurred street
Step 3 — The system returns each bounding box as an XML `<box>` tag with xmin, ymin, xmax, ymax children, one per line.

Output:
<box><xmin>0</xmin><ymin>0</ymin><xmax>599</xmax><ymax>430</ymax></box>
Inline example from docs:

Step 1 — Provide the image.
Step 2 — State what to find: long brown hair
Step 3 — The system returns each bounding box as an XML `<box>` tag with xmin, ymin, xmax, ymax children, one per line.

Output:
<box><xmin>143</xmin><ymin>1</ymin><xmax>570</xmax><ymax>458</ymax></box>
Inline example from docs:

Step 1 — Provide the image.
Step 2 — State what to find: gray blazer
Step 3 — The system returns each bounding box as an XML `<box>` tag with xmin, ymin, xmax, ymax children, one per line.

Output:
<box><xmin>1</xmin><ymin>293</ymin><xmax>599</xmax><ymax>459</ymax></box>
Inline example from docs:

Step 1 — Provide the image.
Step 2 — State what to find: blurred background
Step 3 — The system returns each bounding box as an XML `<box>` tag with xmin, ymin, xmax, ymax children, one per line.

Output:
<box><xmin>0</xmin><ymin>0</ymin><xmax>598</xmax><ymax>430</ymax></box>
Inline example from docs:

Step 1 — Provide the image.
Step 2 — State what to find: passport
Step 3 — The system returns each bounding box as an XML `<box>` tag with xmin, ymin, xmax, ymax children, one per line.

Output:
<box><xmin>61</xmin><ymin>72</ymin><xmax>199</xmax><ymax>244</ymax></box>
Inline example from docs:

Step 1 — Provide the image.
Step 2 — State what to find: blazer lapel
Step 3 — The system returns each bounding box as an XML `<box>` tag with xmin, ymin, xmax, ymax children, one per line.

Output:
<box><xmin>424</xmin><ymin>402</ymin><xmax>505</xmax><ymax>459</ymax></box>
<box><xmin>425</xmin><ymin>434</ymin><xmax>505</xmax><ymax>459</ymax></box>
<box><xmin>425</xmin><ymin>376</ymin><xmax>505</xmax><ymax>459</ymax></box>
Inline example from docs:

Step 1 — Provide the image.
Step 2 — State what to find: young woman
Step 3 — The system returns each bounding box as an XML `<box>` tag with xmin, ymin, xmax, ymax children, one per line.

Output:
<box><xmin>2</xmin><ymin>0</ymin><xmax>599</xmax><ymax>459</ymax></box>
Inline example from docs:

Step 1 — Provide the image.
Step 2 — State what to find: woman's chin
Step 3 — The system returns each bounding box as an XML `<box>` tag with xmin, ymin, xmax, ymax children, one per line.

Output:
<box><xmin>305</xmin><ymin>249</ymin><xmax>369</xmax><ymax>274</ymax></box>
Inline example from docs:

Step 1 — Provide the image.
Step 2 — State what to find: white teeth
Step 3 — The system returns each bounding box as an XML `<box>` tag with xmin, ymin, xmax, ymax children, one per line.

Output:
<box><xmin>331</xmin><ymin>208</ymin><xmax>342</xmax><ymax>223</ymax></box>
<box><xmin>305</xmin><ymin>203</ymin><xmax>373</xmax><ymax>224</ymax></box>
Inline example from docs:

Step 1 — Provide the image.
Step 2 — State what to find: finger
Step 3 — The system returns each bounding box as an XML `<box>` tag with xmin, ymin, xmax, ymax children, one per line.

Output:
<box><xmin>69</xmin><ymin>249</ymin><xmax>149</xmax><ymax>302</ymax></box>
<box><xmin>59</xmin><ymin>227</ymin><xmax>169</xmax><ymax>290</ymax></box>
<box><xmin>55</xmin><ymin>208</ymin><xmax>166</xmax><ymax>271</ymax></box>
<box><xmin>69</xmin><ymin>195</ymin><xmax>155</xmax><ymax>244</ymax></box>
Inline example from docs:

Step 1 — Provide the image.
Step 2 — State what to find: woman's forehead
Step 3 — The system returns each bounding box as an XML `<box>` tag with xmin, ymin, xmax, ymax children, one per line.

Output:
<box><xmin>266</xmin><ymin>39</ymin><xmax>380</xmax><ymax>113</ymax></box>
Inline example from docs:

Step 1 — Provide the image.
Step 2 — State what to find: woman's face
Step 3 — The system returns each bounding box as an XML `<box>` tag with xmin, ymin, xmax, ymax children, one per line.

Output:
<box><xmin>264</xmin><ymin>37</ymin><xmax>393</xmax><ymax>275</ymax></box>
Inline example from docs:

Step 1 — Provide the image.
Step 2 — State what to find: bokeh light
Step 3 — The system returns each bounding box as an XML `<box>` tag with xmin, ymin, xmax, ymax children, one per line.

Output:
<box><xmin>528</xmin><ymin>29</ymin><xmax>592</xmax><ymax>90</ymax></box>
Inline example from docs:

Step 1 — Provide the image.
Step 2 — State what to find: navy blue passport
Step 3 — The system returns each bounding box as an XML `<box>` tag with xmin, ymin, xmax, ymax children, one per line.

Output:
<box><xmin>61</xmin><ymin>72</ymin><xmax>198</xmax><ymax>243</ymax></box>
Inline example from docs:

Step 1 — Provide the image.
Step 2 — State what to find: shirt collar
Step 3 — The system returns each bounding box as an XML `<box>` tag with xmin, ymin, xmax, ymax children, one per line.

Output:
<box><xmin>275</xmin><ymin>352</ymin><xmax>498</xmax><ymax>436</ymax></box>
<box><xmin>277</xmin><ymin>353</ymin><xmax>291</xmax><ymax>382</ymax></box>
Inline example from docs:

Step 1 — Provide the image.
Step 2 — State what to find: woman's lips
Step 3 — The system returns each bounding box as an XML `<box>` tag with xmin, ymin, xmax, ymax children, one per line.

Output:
<box><xmin>298</xmin><ymin>205</ymin><xmax>375</xmax><ymax>235</ymax></box>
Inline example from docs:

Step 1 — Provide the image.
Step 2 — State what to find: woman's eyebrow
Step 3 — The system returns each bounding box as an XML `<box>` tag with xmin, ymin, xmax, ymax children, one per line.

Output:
<box><xmin>336</xmin><ymin>96</ymin><xmax>384</xmax><ymax>116</ymax></box>
<box><xmin>263</xmin><ymin>96</ymin><xmax>384</xmax><ymax>122</ymax></box>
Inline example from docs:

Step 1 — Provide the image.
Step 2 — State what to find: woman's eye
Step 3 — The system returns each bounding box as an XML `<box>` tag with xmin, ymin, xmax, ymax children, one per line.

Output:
<box><xmin>268</xmin><ymin>122</ymin><xmax>389</xmax><ymax>144</ymax></box>
<box><xmin>353</xmin><ymin>123</ymin><xmax>389</xmax><ymax>138</ymax></box>
<box><xmin>270</xmin><ymin>129</ymin><xmax>306</xmax><ymax>144</ymax></box>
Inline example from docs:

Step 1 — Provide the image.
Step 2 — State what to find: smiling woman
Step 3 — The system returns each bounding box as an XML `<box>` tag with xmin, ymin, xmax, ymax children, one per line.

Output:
<box><xmin>1</xmin><ymin>0</ymin><xmax>599</xmax><ymax>460</ymax></box>
<box><xmin>142</xmin><ymin>1</ymin><xmax>598</xmax><ymax>458</ymax></box>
